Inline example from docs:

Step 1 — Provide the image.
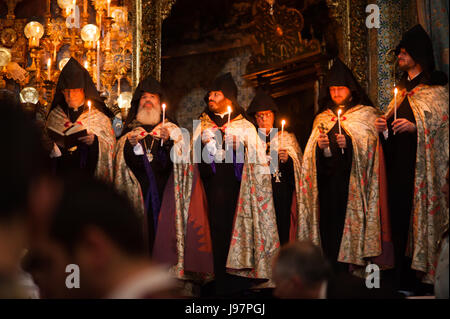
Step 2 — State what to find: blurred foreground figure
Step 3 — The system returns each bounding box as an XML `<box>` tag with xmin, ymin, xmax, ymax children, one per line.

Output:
<box><xmin>0</xmin><ymin>95</ymin><xmax>47</xmax><ymax>298</ymax></box>
<box><xmin>27</xmin><ymin>174</ymin><xmax>179</xmax><ymax>299</ymax></box>
<box><xmin>273</xmin><ymin>241</ymin><xmax>403</xmax><ymax>299</ymax></box>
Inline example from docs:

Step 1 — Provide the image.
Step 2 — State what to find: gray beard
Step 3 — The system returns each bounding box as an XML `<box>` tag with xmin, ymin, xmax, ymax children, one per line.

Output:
<box><xmin>136</xmin><ymin>106</ymin><xmax>161</xmax><ymax>125</ymax></box>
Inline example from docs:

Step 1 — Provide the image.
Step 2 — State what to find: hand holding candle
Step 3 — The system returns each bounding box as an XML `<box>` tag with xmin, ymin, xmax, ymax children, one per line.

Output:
<box><xmin>281</xmin><ymin>119</ymin><xmax>286</xmax><ymax>147</ymax></box>
<box><xmin>161</xmin><ymin>103</ymin><xmax>166</xmax><ymax>146</ymax></box>
<box><xmin>337</xmin><ymin>109</ymin><xmax>344</xmax><ymax>154</ymax></box>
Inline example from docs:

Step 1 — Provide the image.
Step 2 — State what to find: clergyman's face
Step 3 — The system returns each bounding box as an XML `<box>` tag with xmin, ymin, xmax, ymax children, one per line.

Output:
<box><xmin>138</xmin><ymin>92</ymin><xmax>160</xmax><ymax>110</ymax></box>
<box><xmin>397</xmin><ymin>48</ymin><xmax>417</xmax><ymax>72</ymax></box>
<box><xmin>137</xmin><ymin>92</ymin><xmax>162</xmax><ymax>125</ymax></box>
<box><xmin>208</xmin><ymin>91</ymin><xmax>228</xmax><ymax>113</ymax></box>
<box><xmin>329</xmin><ymin>86</ymin><xmax>351</xmax><ymax>106</ymax></box>
<box><xmin>255</xmin><ymin>110</ymin><xmax>275</xmax><ymax>132</ymax></box>
<box><xmin>63</xmin><ymin>88</ymin><xmax>85</xmax><ymax>109</ymax></box>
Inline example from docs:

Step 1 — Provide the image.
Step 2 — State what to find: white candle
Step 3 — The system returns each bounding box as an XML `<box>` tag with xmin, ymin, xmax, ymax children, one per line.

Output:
<box><xmin>338</xmin><ymin>109</ymin><xmax>344</xmax><ymax>154</ymax></box>
<box><xmin>281</xmin><ymin>119</ymin><xmax>286</xmax><ymax>149</ymax></box>
<box><xmin>107</xmin><ymin>0</ymin><xmax>111</xmax><ymax>17</ymax></box>
<box><xmin>96</xmin><ymin>40</ymin><xmax>100</xmax><ymax>91</ymax></box>
<box><xmin>47</xmin><ymin>58</ymin><xmax>51</xmax><ymax>81</ymax></box>
<box><xmin>161</xmin><ymin>103</ymin><xmax>166</xmax><ymax>146</ymax></box>
<box><xmin>394</xmin><ymin>87</ymin><xmax>398</xmax><ymax>121</ymax></box>
<box><xmin>87</xmin><ymin>100</ymin><xmax>91</xmax><ymax>131</ymax></box>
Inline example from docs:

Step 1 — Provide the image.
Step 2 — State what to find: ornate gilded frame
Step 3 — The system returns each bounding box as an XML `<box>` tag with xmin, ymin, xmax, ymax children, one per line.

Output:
<box><xmin>131</xmin><ymin>0</ymin><xmax>176</xmax><ymax>88</ymax></box>
<box><xmin>326</xmin><ymin>0</ymin><xmax>369</xmax><ymax>91</ymax></box>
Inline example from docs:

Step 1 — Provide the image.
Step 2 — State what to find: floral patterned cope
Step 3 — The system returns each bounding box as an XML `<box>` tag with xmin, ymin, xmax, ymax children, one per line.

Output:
<box><xmin>385</xmin><ymin>84</ymin><xmax>449</xmax><ymax>284</ymax></box>
<box><xmin>47</xmin><ymin>106</ymin><xmax>115</xmax><ymax>182</ymax></box>
<box><xmin>297</xmin><ymin>105</ymin><xmax>385</xmax><ymax>267</ymax></box>
<box><xmin>187</xmin><ymin>112</ymin><xmax>280</xmax><ymax>286</ymax></box>
<box><xmin>267</xmin><ymin>130</ymin><xmax>303</xmax><ymax>215</ymax></box>
<box><xmin>113</xmin><ymin>120</ymin><xmax>179</xmax><ymax>216</ymax></box>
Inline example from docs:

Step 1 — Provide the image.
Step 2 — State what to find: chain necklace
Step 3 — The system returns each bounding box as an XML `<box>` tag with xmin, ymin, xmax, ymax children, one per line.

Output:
<box><xmin>142</xmin><ymin>135</ymin><xmax>155</xmax><ymax>162</ymax></box>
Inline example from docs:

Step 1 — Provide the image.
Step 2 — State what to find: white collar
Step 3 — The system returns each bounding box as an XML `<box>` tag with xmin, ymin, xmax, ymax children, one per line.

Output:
<box><xmin>214</xmin><ymin>112</ymin><xmax>229</xmax><ymax>119</ymax></box>
<box><xmin>408</xmin><ymin>72</ymin><xmax>422</xmax><ymax>81</ymax></box>
<box><xmin>106</xmin><ymin>265</ymin><xmax>175</xmax><ymax>299</ymax></box>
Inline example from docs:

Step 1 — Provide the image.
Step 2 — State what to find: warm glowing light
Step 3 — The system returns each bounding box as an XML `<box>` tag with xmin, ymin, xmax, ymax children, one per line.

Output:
<box><xmin>81</xmin><ymin>24</ymin><xmax>100</xmax><ymax>42</ymax></box>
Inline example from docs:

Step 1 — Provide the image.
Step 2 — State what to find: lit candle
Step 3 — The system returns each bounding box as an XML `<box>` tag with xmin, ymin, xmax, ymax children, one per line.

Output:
<box><xmin>83</xmin><ymin>0</ymin><xmax>87</xmax><ymax>15</ymax></box>
<box><xmin>161</xmin><ymin>103</ymin><xmax>166</xmax><ymax>146</ymax></box>
<box><xmin>281</xmin><ymin>119</ymin><xmax>286</xmax><ymax>148</ymax></box>
<box><xmin>87</xmin><ymin>100</ymin><xmax>91</xmax><ymax>131</ymax></box>
<box><xmin>338</xmin><ymin>109</ymin><xmax>344</xmax><ymax>154</ymax></box>
<box><xmin>96</xmin><ymin>40</ymin><xmax>100</xmax><ymax>91</ymax></box>
<box><xmin>47</xmin><ymin>58</ymin><xmax>51</xmax><ymax>81</ymax></box>
<box><xmin>394</xmin><ymin>87</ymin><xmax>398</xmax><ymax>122</ymax></box>
<box><xmin>107</xmin><ymin>0</ymin><xmax>111</xmax><ymax>17</ymax></box>
<box><xmin>84</xmin><ymin>61</ymin><xmax>88</xmax><ymax>69</ymax></box>
<box><xmin>117</xmin><ymin>78</ymin><xmax>121</xmax><ymax>96</ymax></box>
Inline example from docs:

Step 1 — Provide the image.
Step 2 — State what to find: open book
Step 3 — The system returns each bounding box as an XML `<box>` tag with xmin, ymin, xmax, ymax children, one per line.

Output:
<box><xmin>47</xmin><ymin>123</ymin><xmax>87</xmax><ymax>149</ymax></box>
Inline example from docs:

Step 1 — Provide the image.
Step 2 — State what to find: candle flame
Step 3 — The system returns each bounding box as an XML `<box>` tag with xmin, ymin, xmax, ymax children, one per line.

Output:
<box><xmin>162</xmin><ymin>103</ymin><xmax>166</xmax><ymax>110</ymax></box>
<box><xmin>87</xmin><ymin>100</ymin><xmax>91</xmax><ymax>108</ymax></box>
<box><xmin>47</xmin><ymin>58</ymin><xmax>51</xmax><ymax>67</ymax></box>
<box><xmin>338</xmin><ymin>109</ymin><xmax>342</xmax><ymax>116</ymax></box>
<box><xmin>84</xmin><ymin>61</ymin><xmax>88</xmax><ymax>69</ymax></box>
<box><xmin>227</xmin><ymin>106</ymin><xmax>232</xmax><ymax>113</ymax></box>
<box><xmin>394</xmin><ymin>87</ymin><xmax>398</xmax><ymax>95</ymax></box>
<box><xmin>281</xmin><ymin>119</ymin><xmax>286</xmax><ymax>126</ymax></box>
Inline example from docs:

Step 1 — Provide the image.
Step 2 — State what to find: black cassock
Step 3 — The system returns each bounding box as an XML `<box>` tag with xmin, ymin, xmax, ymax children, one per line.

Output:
<box><xmin>123</xmin><ymin>124</ymin><xmax>173</xmax><ymax>255</ymax></box>
<box><xmin>53</xmin><ymin>105</ymin><xmax>99</xmax><ymax>177</ymax></box>
<box><xmin>316</xmin><ymin>113</ymin><xmax>353</xmax><ymax>274</ymax></box>
<box><xmin>198</xmin><ymin>111</ymin><xmax>255</xmax><ymax>297</ymax></box>
<box><xmin>381</xmin><ymin>73</ymin><xmax>425</xmax><ymax>291</ymax></box>
<box><xmin>262</xmin><ymin>132</ymin><xmax>295</xmax><ymax>245</ymax></box>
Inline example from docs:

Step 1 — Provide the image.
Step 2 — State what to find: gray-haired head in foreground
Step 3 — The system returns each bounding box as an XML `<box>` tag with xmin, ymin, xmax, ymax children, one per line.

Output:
<box><xmin>274</xmin><ymin>241</ymin><xmax>332</xmax><ymax>287</ymax></box>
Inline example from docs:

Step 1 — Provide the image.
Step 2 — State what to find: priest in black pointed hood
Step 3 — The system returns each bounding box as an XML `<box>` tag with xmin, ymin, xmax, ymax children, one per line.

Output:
<box><xmin>192</xmin><ymin>73</ymin><xmax>279</xmax><ymax>297</ymax></box>
<box><xmin>113</xmin><ymin>75</ymin><xmax>178</xmax><ymax>255</ymax></box>
<box><xmin>46</xmin><ymin>57</ymin><xmax>115</xmax><ymax>181</ymax></box>
<box><xmin>247</xmin><ymin>88</ymin><xmax>302</xmax><ymax>245</ymax></box>
<box><xmin>297</xmin><ymin>58</ymin><xmax>392</xmax><ymax>276</ymax></box>
<box><xmin>375</xmin><ymin>25</ymin><xmax>449</xmax><ymax>292</ymax></box>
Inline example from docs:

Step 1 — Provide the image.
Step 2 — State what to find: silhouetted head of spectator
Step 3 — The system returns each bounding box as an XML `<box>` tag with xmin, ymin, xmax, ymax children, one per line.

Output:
<box><xmin>28</xmin><ymin>174</ymin><xmax>146</xmax><ymax>298</ymax></box>
<box><xmin>0</xmin><ymin>95</ymin><xmax>47</xmax><ymax>280</ymax></box>
<box><xmin>273</xmin><ymin>241</ymin><xmax>332</xmax><ymax>299</ymax></box>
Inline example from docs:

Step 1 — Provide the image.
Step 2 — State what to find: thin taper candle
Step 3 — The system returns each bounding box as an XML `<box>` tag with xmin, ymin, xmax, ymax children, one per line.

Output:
<box><xmin>338</xmin><ymin>109</ymin><xmax>344</xmax><ymax>154</ymax></box>
<box><xmin>161</xmin><ymin>103</ymin><xmax>166</xmax><ymax>146</ymax></box>
<box><xmin>281</xmin><ymin>119</ymin><xmax>286</xmax><ymax>149</ymax></box>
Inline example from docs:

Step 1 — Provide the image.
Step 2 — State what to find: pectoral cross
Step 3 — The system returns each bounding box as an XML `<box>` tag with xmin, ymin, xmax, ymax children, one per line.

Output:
<box><xmin>273</xmin><ymin>169</ymin><xmax>282</xmax><ymax>183</ymax></box>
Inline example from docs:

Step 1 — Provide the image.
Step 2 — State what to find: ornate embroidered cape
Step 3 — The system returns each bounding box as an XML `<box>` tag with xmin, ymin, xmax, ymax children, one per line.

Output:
<box><xmin>47</xmin><ymin>106</ymin><xmax>115</xmax><ymax>182</ymax></box>
<box><xmin>265</xmin><ymin>131</ymin><xmax>303</xmax><ymax>240</ymax></box>
<box><xmin>297</xmin><ymin>105</ymin><xmax>389</xmax><ymax>267</ymax></box>
<box><xmin>156</xmin><ymin>112</ymin><xmax>280</xmax><ymax>286</ymax></box>
<box><xmin>113</xmin><ymin>121</ymin><xmax>179</xmax><ymax>216</ymax></box>
<box><xmin>385</xmin><ymin>84</ymin><xmax>449</xmax><ymax>283</ymax></box>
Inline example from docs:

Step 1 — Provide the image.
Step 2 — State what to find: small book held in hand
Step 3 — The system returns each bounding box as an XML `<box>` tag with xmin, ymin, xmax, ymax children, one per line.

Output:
<box><xmin>47</xmin><ymin>123</ymin><xmax>87</xmax><ymax>149</ymax></box>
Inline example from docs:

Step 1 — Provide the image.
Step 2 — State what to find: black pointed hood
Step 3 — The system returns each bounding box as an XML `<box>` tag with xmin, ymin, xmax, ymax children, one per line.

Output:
<box><xmin>49</xmin><ymin>57</ymin><xmax>113</xmax><ymax>118</ymax></box>
<box><xmin>122</xmin><ymin>75</ymin><xmax>166</xmax><ymax>136</ymax></box>
<box><xmin>395</xmin><ymin>24</ymin><xmax>448</xmax><ymax>86</ymax></box>
<box><xmin>246</xmin><ymin>88</ymin><xmax>279</xmax><ymax>115</ymax></box>
<box><xmin>203</xmin><ymin>73</ymin><xmax>245</xmax><ymax>111</ymax></box>
<box><xmin>318</xmin><ymin>58</ymin><xmax>373</xmax><ymax>112</ymax></box>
